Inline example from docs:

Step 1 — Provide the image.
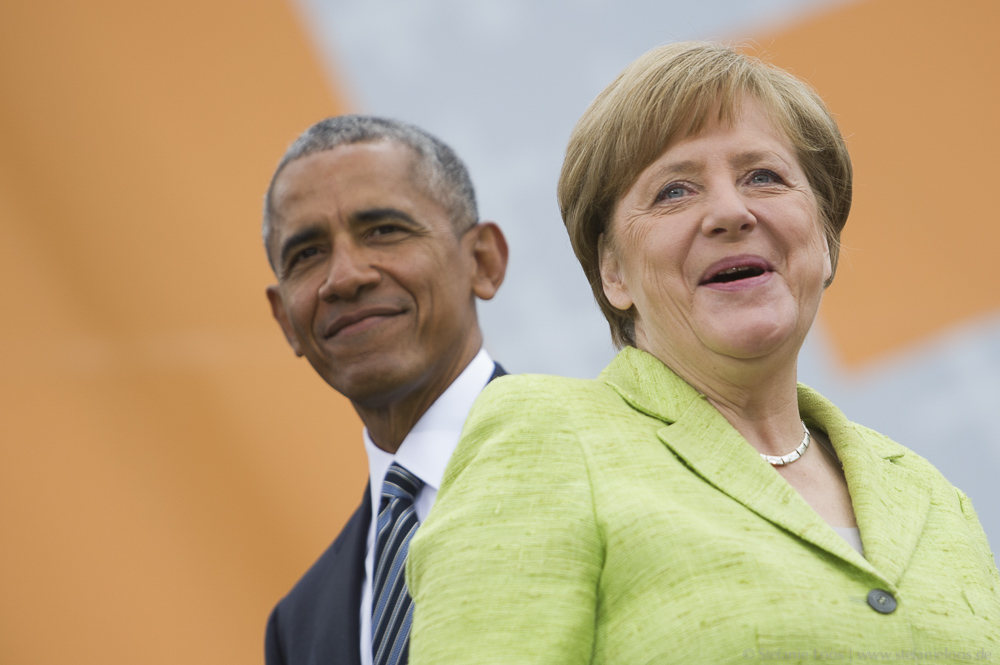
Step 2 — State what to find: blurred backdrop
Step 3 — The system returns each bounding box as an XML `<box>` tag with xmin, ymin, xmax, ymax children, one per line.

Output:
<box><xmin>2</xmin><ymin>0</ymin><xmax>998</xmax><ymax>663</ymax></box>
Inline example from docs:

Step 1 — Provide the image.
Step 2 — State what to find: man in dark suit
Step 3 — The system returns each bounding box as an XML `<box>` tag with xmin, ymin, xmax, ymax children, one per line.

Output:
<box><xmin>262</xmin><ymin>115</ymin><xmax>508</xmax><ymax>665</ymax></box>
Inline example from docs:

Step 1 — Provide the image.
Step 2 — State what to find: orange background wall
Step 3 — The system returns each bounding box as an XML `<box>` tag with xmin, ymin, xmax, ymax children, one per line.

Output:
<box><xmin>2</xmin><ymin>1</ymin><xmax>998</xmax><ymax>664</ymax></box>
<box><xmin>0</xmin><ymin>2</ymin><xmax>366</xmax><ymax>663</ymax></box>
<box><xmin>759</xmin><ymin>0</ymin><xmax>1000</xmax><ymax>365</ymax></box>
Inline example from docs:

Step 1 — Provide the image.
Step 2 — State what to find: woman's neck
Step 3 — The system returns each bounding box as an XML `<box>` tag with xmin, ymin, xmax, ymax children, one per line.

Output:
<box><xmin>641</xmin><ymin>339</ymin><xmax>806</xmax><ymax>457</ymax></box>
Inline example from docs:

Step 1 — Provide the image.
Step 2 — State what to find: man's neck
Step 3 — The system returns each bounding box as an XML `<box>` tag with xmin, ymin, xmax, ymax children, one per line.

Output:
<box><xmin>354</xmin><ymin>343</ymin><xmax>483</xmax><ymax>454</ymax></box>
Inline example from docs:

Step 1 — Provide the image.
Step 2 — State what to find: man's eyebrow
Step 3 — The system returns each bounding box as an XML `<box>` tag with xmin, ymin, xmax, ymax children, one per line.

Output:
<box><xmin>353</xmin><ymin>207</ymin><xmax>418</xmax><ymax>226</ymax></box>
<box><xmin>279</xmin><ymin>226</ymin><xmax>326</xmax><ymax>267</ymax></box>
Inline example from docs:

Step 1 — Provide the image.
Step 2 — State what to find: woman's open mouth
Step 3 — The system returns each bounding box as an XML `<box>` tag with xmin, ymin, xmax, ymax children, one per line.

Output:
<box><xmin>704</xmin><ymin>265</ymin><xmax>767</xmax><ymax>284</ymax></box>
<box><xmin>700</xmin><ymin>256</ymin><xmax>774</xmax><ymax>289</ymax></box>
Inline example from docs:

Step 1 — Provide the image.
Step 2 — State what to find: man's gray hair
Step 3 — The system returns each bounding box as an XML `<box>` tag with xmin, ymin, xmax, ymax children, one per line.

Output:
<box><xmin>262</xmin><ymin>115</ymin><xmax>479</xmax><ymax>267</ymax></box>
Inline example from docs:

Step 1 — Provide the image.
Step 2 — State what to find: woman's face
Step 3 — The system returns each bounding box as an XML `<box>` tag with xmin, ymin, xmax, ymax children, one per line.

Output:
<box><xmin>600</xmin><ymin>98</ymin><xmax>831</xmax><ymax>371</ymax></box>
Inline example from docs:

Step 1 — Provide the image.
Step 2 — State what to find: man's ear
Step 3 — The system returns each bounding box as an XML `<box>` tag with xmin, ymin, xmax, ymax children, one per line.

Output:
<box><xmin>598</xmin><ymin>233</ymin><xmax>632</xmax><ymax>311</ymax></box>
<box><xmin>266</xmin><ymin>285</ymin><xmax>304</xmax><ymax>357</ymax></box>
<box><xmin>468</xmin><ymin>222</ymin><xmax>508</xmax><ymax>301</ymax></box>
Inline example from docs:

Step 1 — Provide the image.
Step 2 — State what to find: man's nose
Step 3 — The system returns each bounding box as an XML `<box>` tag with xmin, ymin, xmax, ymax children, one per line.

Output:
<box><xmin>701</xmin><ymin>186</ymin><xmax>757</xmax><ymax>238</ymax></box>
<box><xmin>317</xmin><ymin>241</ymin><xmax>381</xmax><ymax>300</ymax></box>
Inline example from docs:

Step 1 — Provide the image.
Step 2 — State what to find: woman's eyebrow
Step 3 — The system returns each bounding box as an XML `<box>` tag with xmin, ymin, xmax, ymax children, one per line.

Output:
<box><xmin>644</xmin><ymin>159</ymin><xmax>702</xmax><ymax>184</ymax></box>
<box><xmin>660</xmin><ymin>159</ymin><xmax>700</xmax><ymax>177</ymax></box>
<box><xmin>730</xmin><ymin>150</ymin><xmax>784</xmax><ymax>170</ymax></box>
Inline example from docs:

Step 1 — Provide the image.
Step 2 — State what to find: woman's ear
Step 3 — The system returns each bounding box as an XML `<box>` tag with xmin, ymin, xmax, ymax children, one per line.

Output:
<box><xmin>468</xmin><ymin>222</ymin><xmax>508</xmax><ymax>301</ymax></box>
<box><xmin>598</xmin><ymin>233</ymin><xmax>633</xmax><ymax>311</ymax></box>
<box><xmin>821</xmin><ymin>233</ymin><xmax>833</xmax><ymax>284</ymax></box>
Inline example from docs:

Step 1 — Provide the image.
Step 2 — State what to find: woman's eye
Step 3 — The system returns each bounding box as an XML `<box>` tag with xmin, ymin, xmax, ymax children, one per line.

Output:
<box><xmin>659</xmin><ymin>184</ymin><xmax>689</xmax><ymax>201</ymax></box>
<box><xmin>750</xmin><ymin>170</ymin><xmax>780</xmax><ymax>185</ymax></box>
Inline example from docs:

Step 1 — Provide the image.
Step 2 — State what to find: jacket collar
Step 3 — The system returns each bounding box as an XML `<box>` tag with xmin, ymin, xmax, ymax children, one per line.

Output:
<box><xmin>600</xmin><ymin>347</ymin><xmax>931</xmax><ymax>590</ymax></box>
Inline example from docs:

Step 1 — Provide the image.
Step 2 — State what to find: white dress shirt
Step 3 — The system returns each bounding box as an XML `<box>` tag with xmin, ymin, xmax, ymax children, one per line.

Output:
<box><xmin>358</xmin><ymin>348</ymin><xmax>496</xmax><ymax>665</ymax></box>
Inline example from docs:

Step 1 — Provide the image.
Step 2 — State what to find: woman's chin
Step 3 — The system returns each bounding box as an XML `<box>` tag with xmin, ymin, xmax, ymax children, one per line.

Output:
<box><xmin>699</xmin><ymin>319</ymin><xmax>801</xmax><ymax>362</ymax></box>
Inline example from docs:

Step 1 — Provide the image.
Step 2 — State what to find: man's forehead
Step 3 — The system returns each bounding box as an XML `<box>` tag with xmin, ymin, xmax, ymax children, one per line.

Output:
<box><xmin>285</xmin><ymin>140</ymin><xmax>419</xmax><ymax>180</ymax></box>
<box><xmin>269</xmin><ymin>145</ymin><xmax>458</xmax><ymax>249</ymax></box>
<box><xmin>275</xmin><ymin>143</ymin><xmax>433</xmax><ymax>208</ymax></box>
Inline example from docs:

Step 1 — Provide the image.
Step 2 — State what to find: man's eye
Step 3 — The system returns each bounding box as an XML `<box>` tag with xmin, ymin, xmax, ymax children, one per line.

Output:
<box><xmin>289</xmin><ymin>246</ymin><xmax>320</xmax><ymax>267</ymax></box>
<box><xmin>370</xmin><ymin>224</ymin><xmax>402</xmax><ymax>237</ymax></box>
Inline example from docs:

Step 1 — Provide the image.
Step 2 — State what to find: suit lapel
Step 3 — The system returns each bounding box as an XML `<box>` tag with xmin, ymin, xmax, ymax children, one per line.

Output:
<box><xmin>602</xmin><ymin>347</ymin><xmax>929</xmax><ymax>587</ymax></box>
<box><xmin>323</xmin><ymin>485</ymin><xmax>370</xmax><ymax>665</ymax></box>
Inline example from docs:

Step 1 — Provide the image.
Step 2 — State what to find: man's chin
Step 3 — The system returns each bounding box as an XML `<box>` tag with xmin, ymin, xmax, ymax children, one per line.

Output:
<box><xmin>323</xmin><ymin>359</ymin><xmax>423</xmax><ymax>409</ymax></box>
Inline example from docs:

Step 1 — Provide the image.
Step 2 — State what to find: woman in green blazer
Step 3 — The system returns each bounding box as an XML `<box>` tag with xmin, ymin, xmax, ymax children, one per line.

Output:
<box><xmin>407</xmin><ymin>42</ymin><xmax>1000</xmax><ymax>662</ymax></box>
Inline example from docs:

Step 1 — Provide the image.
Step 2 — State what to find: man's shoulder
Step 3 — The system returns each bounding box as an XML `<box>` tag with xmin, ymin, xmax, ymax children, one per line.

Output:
<box><xmin>490</xmin><ymin>361</ymin><xmax>507</xmax><ymax>380</ymax></box>
<box><xmin>284</xmin><ymin>498</ymin><xmax>368</xmax><ymax>602</ymax></box>
<box><xmin>266</xmin><ymin>492</ymin><xmax>370</xmax><ymax>665</ymax></box>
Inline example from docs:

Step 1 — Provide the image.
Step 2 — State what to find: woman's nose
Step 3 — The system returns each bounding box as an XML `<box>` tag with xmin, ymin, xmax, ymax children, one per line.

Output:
<box><xmin>701</xmin><ymin>186</ymin><xmax>757</xmax><ymax>238</ymax></box>
<box><xmin>317</xmin><ymin>241</ymin><xmax>381</xmax><ymax>301</ymax></box>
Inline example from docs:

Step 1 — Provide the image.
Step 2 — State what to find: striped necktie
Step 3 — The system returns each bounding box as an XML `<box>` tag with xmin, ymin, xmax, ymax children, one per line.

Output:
<box><xmin>372</xmin><ymin>462</ymin><xmax>423</xmax><ymax>665</ymax></box>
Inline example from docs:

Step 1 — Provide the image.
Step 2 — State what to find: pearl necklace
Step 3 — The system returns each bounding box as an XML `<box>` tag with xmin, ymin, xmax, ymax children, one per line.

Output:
<box><xmin>760</xmin><ymin>421</ymin><xmax>811</xmax><ymax>466</ymax></box>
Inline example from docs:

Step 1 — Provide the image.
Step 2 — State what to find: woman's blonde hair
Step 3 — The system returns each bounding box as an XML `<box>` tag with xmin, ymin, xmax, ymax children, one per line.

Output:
<box><xmin>558</xmin><ymin>41</ymin><xmax>852</xmax><ymax>348</ymax></box>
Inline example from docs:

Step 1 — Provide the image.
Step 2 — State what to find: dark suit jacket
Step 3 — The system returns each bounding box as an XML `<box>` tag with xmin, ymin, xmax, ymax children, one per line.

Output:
<box><xmin>265</xmin><ymin>363</ymin><xmax>506</xmax><ymax>665</ymax></box>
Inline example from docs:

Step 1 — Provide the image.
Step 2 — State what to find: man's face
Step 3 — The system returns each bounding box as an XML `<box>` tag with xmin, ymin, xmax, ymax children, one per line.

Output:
<box><xmin>265</xmin><ymin>142</ymin><xmax>485</xmax><ymax>408</ymax></box>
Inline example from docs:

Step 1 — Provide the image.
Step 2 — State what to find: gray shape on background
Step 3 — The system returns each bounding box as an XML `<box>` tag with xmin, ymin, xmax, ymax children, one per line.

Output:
<box><xmin>292</xmin><ymin>0</ymin><xmax>844</xmax><ymax>378</ymax></box>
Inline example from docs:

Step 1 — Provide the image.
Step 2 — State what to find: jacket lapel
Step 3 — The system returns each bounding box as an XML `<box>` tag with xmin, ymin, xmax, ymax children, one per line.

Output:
<box><xmin>842</xmin><ymin>447</ymin><xmax>931</xmax><ymax>586</ymax></box>
<box><xmin>800</xmin><ymin>387</ymin><xmax>932</xmax><ymax>586</ymax></box>
<box><xmin>602</xmin><ymin>347</ymin><xmax>930</xmax><ymax>586</ymax></box>
<box><xmin>663</xmin><ymin>400</ymin><xmax>875</xmax><ymax>571</ymax></box>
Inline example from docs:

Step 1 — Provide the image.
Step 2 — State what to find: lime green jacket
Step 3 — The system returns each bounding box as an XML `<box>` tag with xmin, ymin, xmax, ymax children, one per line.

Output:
<box><xmin>407</xmin><ymin>348</ymin><xmax>1000</xmax><ymax>663</ymax></box>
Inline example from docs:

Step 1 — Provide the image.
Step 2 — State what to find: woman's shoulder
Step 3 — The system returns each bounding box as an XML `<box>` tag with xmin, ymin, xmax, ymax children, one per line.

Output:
<box><xmin>798</xmin><ymin>382</ymin><xmax>957</xmax><ymax>485</ymax></box>
<box><xmin>435</xmin><ymin>373</ymin><xmax>619</xmax><ymax>520</ymax></box>
<box><xmin>451</xmin><ymin>373</ymin><xmax>632</xmax><ymax>476</ymax></box>
<box><xmin>483</xmin><ymin>371</ymin><xmax>612</xmax><ymax>393</ymax></box>
<box><xmin>473</xmin><ymin>372</ymin><xmax>620</xmax><ymax>417</ymax></box>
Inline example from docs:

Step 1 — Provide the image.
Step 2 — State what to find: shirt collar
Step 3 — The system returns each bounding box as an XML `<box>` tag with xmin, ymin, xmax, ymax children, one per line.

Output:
<box><xmin>363</xmin><ymin>348</ymin><xmax>495</xmax><ymax>497</ymax></box>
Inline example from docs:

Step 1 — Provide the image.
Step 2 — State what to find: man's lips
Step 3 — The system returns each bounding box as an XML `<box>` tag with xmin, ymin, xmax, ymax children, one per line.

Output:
<box><xmin>323</xmin><ymin>306</ymin><xmax>405</xmax><ymax>338</ymax></box>
<box><xmin>699</xmin><ymin>255</ymin><xmax>774</xmax><ymax>286</ymax></box>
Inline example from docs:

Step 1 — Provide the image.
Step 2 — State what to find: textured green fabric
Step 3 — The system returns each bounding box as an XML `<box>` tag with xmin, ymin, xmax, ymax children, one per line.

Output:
<box><xmin>407</xmin><ymin>347</ymin><xmax>1000</xmax><ymax>664</ymax></box>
